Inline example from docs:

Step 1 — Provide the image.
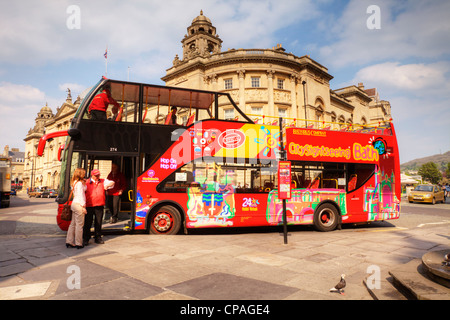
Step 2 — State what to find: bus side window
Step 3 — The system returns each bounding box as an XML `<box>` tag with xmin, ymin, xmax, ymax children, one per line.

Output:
<box><xmin>348</xmin><ymin>174</ymin><xmax>357</xmax><ymax>191</ymax></box>
<box><xmin>347</xmin><ymin>164</ymin><xmax>375</xmax><ymax>192</ymax></box>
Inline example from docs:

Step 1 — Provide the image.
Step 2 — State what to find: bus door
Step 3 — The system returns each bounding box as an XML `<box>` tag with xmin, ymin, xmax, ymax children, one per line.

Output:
<box><xmin>117</xmin><ymin>156</ymin><xmax>134</xmax><ymax>214</ymax></box>
<box><xmin>347</xmin><ymin>163</ymin><xmax>377</xmax><ymax>221</ymax></box>
<box><xmin>84</xmin><ymin>154</ymin><xmax>138</xmax><ymax>232</ymax></box>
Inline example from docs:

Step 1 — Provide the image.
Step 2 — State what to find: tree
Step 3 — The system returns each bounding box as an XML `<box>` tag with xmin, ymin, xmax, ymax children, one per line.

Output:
<box><xmin>418</xmin><ymin>162</ymin><xmax>442</xmax><ymax>184</ymax></box>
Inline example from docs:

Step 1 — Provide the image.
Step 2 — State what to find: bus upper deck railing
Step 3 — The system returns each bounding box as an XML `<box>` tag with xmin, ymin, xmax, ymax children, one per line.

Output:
<box><xmin>244</xmin><ymin>114</ymin><xmax>393</xmax><ymax>135</ymax></box>
<box><xmin>94</xmin><ymin>107</ymin><xmax>393</xmax><ymax>137</ymax></box>
<box><xmin>76</xmin><ymin>79</ymin><xmax>392</xmax><ymax>136</ymax></box>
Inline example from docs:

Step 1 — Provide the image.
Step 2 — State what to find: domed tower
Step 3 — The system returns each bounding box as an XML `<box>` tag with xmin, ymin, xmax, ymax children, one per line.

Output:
<box><xmin>34</xmin><ymin>103</ymin><xmax>54</xmax><ymax>133</ymax></box>
<box><xmin>163</xmin><ymin>11</ymin><xmax>391</xmax><ymax>127</ymax></box>
<box><xmin>181</xmin><ymin>10</ymin><xmax>222</xmax><ymax>60</ymax></box>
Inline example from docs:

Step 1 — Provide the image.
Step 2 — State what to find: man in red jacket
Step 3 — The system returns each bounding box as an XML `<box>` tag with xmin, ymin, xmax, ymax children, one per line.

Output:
<box><xmin>88</xmin><ymin>84</ymin><xmax>120</xmax><ymax>121</ymax></box>
<box><xmin>83</xmin><ymin>169</ymin><xmax>114</xmax><ymax>245</ymax></box>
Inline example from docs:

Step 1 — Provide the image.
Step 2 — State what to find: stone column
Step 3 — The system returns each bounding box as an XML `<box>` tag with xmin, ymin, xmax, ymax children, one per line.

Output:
<box><xmin>290</xmin><ymin>73</ymin><xmax>298</xmax><ymax>121</ymax></box>
<box><xmin>211</xmin><ymin>73</ymin><xmax>218</xmax><ymax>92</ymax></box>
<box><xmin>267</xmin><ymin>70</ymin><xmax>275</xmax><ymax>118</ymax></box>
<box><xmin>237</xmin><ymin>70</ymin><xmax>246</xmax><ymax>112</ymax></box>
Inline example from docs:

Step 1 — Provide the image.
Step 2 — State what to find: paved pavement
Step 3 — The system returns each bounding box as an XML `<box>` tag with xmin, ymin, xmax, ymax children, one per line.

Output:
<box><xmin>1</xmin><ymin>192</ymin><xmax>449</xmax><ymax>306</ymax></box>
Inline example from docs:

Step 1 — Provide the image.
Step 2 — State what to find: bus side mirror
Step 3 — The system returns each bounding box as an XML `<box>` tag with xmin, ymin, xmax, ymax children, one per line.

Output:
<box><xmin>68</xmin><ymin>128</ymin><xmax>81</xmax><ymax>140</ymax></box>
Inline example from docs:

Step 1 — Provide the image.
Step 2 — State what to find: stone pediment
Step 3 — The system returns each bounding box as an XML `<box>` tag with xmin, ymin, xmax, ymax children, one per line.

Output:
<box><xmin>54</xmin><ymin>102</ymin><xmax>77</xmax><ymax>120</ymax></box>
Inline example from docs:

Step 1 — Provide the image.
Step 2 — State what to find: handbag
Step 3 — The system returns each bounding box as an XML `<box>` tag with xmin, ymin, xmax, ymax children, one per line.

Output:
<box><xmin>61</xmin><ymin>189</ymin><xmax>74</xmax><ymax>221</ymax></box>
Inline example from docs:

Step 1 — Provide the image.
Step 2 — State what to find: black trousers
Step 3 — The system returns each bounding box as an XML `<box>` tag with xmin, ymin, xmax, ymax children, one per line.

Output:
<box><xmin>83</xmin><ymin>206</ymin><xmax>104</xmax><ymax>241</ymax></box>
<box><xmin>90</xmin><ymin>110</ymin><xmax>106</xmax><ymax>121</ymax></box>
<box><xmin>107</xmin><ymin>195</ymin><xmax>121</xmax><ymax>219</ymax></box>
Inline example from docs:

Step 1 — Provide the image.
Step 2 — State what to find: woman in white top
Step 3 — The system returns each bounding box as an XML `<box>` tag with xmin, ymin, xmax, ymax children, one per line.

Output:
<box><xmin>66</xmin><ymin>168</ymin><xmax>87</xmax><ymax>249</ymax></box>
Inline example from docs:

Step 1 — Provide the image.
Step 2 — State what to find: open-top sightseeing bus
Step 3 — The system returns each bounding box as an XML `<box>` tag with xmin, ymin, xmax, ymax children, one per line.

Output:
<box><xmin>38</xmin><ymin>77</ymin><xmax>400</xmax><ymax>234</ymax></box>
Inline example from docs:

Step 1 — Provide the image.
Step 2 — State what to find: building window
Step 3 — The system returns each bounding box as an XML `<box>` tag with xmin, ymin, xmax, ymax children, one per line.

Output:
<box><xmin>330</xmin><ymin>112</ymin><xmax>337</xmax><ymax>124</ymax></box>
<box><xmin>278</xmin><ymin>108</ymin><xmax>287</xmax><ymax>118</ymax></box>
<box><xmin>224</xmin><ymin>108</ymin><xmax>235</xmax><ymax>120</ymax></box>
<box><xmin>251</xmin><ymin>106</ymin><xmax>263</xmax><ymax>122</ymax></box>
<box><xmin>278</xmin><ymin>108</ymin><xmax>288</xmax><ymax>125</ymax></box>
<box><xmin>251</xmin><ymin>106</ymin><xmax>263</xmax><ymax>116</ymax></box>
<box><xmin>251</xmin><ymin>77</ymin><xmax>260</xmax><ymax>88</ymax></box>
<box><xmin>338</xmin><ymin>115</ymin><xmax>346</xmax><ymax>129</ymax></box>
<box><xmin>180</xmin><ymin>114</ymin><xmax>188</xmax><ymax>125</ymax></box>
<box><xmin>361</xmin><ymin>117</ymin><xmax>367</xmax><ymax>125</ymax></box>
<box><xmin>315</xmin><ymin>106</ymin><xmax>324</xmax><ymax>122</ymax></box>
<box><xmin>277</xmin><ymin>79</ymin><xmax>284</xmax><ymax>90</ymax></box>
<box><xmin>224</xmin><ymin>79</ymin><xmax>233</xmax><ymax>90</ymax></box>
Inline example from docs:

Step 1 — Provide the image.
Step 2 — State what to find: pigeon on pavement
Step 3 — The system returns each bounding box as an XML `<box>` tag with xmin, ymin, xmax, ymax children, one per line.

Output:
<box><xmin>443</xmin><ymin>253</ymin><xmax>450</xmax><ymax>267</ymax></box>
<box><xmin>330</xmin><ymin>274</ymin><xmax>346</xmax><ymax>295</ymax></box>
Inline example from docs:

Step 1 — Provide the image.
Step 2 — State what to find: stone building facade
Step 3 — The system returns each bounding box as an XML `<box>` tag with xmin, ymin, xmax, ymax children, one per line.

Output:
<box><xmin>23</xmin><ymin>91</ymin><xmax>79</xmax><ymax>190</ymax></box>
<box><xmin>162</xmin><ymin>11</ymin><xmax>391</xmax><ymax>127</ymax></box>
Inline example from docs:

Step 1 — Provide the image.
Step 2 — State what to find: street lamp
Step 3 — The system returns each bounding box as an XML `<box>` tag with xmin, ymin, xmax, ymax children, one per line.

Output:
<box><xmin>27</xmin><ymin>153</ymin><xmax>36</xmax><ymax>191</ymax></box>
<box><xmin>302</xmin><ymin>80</ymin><xmax>308</xmax><ymax>127</ymax></box>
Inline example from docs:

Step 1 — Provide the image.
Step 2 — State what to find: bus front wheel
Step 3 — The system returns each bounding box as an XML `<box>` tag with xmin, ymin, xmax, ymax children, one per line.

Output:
<box><xmin>149</xmin><ymin>205</ymin><xmax>181</xmax><ymax>235</ymax></box>
<box><xmin>313</xmin><ymin>203</ymin><xmax>339</xmax><ymax>232</ymax></box>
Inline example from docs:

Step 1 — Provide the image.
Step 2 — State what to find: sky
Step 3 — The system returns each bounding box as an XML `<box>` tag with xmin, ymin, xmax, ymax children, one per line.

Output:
<box><xmin>0</xmin><ymin>0</ymin><xmax>449</xmax><ymax>164</ymax></box>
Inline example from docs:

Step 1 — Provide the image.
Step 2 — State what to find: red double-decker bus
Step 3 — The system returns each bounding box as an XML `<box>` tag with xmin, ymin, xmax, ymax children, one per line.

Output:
<box><xmin>38</xmin><ymin>78</ymin><xmax>400</xmax><ymax>234</ymax></box>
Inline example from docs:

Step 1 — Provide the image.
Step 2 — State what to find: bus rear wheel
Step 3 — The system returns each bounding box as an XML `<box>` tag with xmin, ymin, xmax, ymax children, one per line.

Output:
<box><xmin>149</xmin><ymin>205</ymin><xmax>181</xmax><ymax>235</ymax></box>
<box><xmin>313</xmin><ymin>203</ymin><xmax>339</xmax><ymax>232</ymax></box>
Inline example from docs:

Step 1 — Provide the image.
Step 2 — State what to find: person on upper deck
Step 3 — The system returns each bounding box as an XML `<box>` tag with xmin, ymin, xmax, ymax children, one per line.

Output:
<box><xmin>168</xmin><ymin>106</ymin><xmax>178</xmax><ymax>125</ymax></box>
<box><xmin>89</xmin><ymin>84</ymin><xmax>121</xmax><ymax>121</ymax></box>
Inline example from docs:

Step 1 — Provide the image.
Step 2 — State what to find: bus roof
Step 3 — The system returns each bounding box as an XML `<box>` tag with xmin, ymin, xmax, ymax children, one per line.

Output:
<box><xmin>75</xmin><ymin>77</ymin><xmax>252</xmax><ymax>123</ymax></box>
<box><xmin>95</xmin><ymin>78</ymin><xmax>240</xmax><ymax>111</ymax></box>
<box><xmin>109</xmin><ymin>81</ymin><xmax>216</xmax><ymax>110</ymax></box>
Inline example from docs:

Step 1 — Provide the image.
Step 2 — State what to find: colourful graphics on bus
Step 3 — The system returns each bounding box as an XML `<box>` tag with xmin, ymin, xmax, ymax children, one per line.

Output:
<box><xmin>286</xmin><ymin>128</ymin><xmax>391</xmax><ymax>163</ymax></box>
<box><xmin>363</xmin><ymin>165</ymin><xmax>400</xmax><ymax>221</ymax></box>
<box><xmin>169</xmin><ymin>122</ymin><xmax>281</xmax><ymax>163</ymax></box>
<box><xmin>135</xmin><ymin>121</ymin><xmax>400</xmax><ymax>231</ymax></box>
<box><xmin>186</xmin><ymin>188</ymin><xmax>235</xmax><ymax>228</ymax></box>
<box><xmin>265</xmin><ymin>165</ymin><xmax>400</xmax><ymax>226</ymax></box>
<box><xmin>266</xmin><ymin>189</ymin><xmax>347</xmax><ymax>225</ymax></box>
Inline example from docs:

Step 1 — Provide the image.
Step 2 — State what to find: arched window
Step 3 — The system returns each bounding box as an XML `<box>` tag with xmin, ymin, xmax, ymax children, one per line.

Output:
<box><xmin>315</xmin><ymin>106</ymin><xmax>324</xmax><ymax>122</ymax></box>
<box><xmin>347</xmin><ymin>118</ymin><xmax>353</xmax><ymax>129</ymax></box>
<box><xmin>330</xmin><ymin>112</ymin><xmax>337</xmax><ymax>123</ymax></box>
<box><xmin>314</xmin><ymin>98</ymin><xmax>325</xmax><ymax>118</ymax></box>
<box><xmin>360</xmin><ymin>117</ymin><xmax>367</xmax><ymax>126</ymax></box>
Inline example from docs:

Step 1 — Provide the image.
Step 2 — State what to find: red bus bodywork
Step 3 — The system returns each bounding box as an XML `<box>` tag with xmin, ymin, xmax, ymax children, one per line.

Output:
<box><xmin>135</xmin><ymin>121</ymin><xmax>400</xmax><ymax>232</ymax></box>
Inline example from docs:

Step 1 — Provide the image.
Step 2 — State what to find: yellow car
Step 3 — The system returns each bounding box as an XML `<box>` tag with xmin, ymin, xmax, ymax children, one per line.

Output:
<box><xmin>408</xmin><ymin>184</ymin><xmax>445</xmax><ymax>205</ymax></box>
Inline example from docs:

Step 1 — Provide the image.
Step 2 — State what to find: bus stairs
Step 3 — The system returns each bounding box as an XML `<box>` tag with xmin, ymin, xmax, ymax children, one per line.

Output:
<box><xmin>364</xmin><ymin>249</ymin><xmax>450</xmax><ymax>300</ymax></box>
